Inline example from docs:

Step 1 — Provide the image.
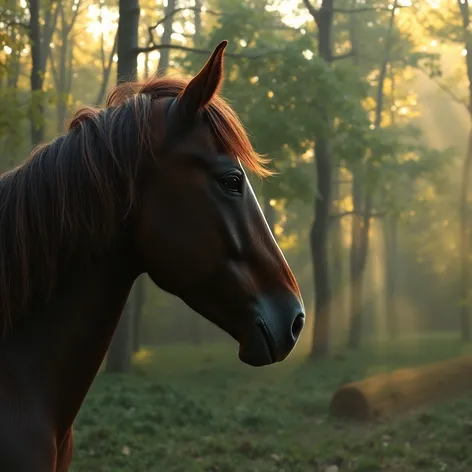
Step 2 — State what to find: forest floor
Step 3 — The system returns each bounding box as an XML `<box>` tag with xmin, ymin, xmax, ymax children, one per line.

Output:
<box><xmin>71</xmin><ymin>333</ymin><xmax>472</xmax><ymax>472</ymax></box>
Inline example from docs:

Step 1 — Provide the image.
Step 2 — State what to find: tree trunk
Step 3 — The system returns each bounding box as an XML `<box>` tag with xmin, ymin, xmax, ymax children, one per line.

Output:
<box><xmin>143</xmin><ymin>52</ymin><xmax>150</xmax><ymax>79</ymax></box>
<box><xmin>348</xmin><ymin>176</ymin><xmax>372</xmax><ymax>349</ymax></box>
<box><xmin>156</xmin><ymin>0</ymin><xmax>176</xmax><ymax>77</ymax></box>
<box><xmin>116</xmin><ymin>0</ymin><xmax>140</xmax><ymax>83</ymax></box>
<box><xmin>309</xmin><ymin>1</ymin><xmax>333</xmax><ymax>360</ymax></box>
<box><xmin>330</xmin><ymin>168</ymin><xmax>345</xmax><ymax>327</ymax></box>
<box><xmin>460</xmin><ymin>129</ymin><xmax>472</xmax><ymax>341</ymax></box>
<box><xmin>194</xmin><ymin>0</ymin><xmax>202</xmax><ymax>46</ymax></box>
<box><xmin>346</xmin><ymin>0</ymin><xmax>397</xmax><ymax>349</ymax></box>
<box><xmin>28</xmin><ymin>0</ymin><xmax>60</xmax><ymax>145</ymax></box>
<box><xmin>29</xmin><ymin>0</ymin><xmax>44</xmax><ymax>145</ymax></box>
<box><xmin>331</xmin><ymin>355</ymin><xmax>472</xmax><ymax>421</ymax></box>
<box><xmin>106</xmin><ymin>0</ymin><xmax>141</xmax><ymax>373</ymax></box>
<box><xmin>3</xmin><ymin>12</ymin><xmax>21</xmax><ymax>160</ymax></box>
<box><xmin>385</xmin><ymin>64</ymin><xmax>398</xmax><ymax>340</ymax></box>
<box><xmin>348</xmin><ymin>173</ymin><xmax>362</xmax><ymax>348</ymax></box>
<box><xmin>6</xmin><ymin>48</ymin><xmax>20</xmax><ymax>89</ymax></box>
<box><xmin>94</xmin><ymin>32</ymin><xmax>117</xmax><ymax>106</ymax></box>
<box><xmin>52</xmin><ymin>2</ymin><xmax>80</xmax><ymax>133</ymax></box>
<box><xmin>384</xmin><ymin>215</ymin><xmax>398</xmax><ymax>339</ymax></box>
<box><xmin>56</xmin><ymin>10</ymin><xmax>69</xmax><ymax>133</ymax></box>
<box><xmin>458</xmin><ymin>0</ymin><xmax>472</xmax><ymax>341</ymax></box>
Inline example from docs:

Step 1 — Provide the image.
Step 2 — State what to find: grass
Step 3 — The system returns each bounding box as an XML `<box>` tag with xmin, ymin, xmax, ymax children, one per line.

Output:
<box><xmin>71</xmin><ymin>333</ymin><xmax>472</xmax><ymax>472</ymax></box>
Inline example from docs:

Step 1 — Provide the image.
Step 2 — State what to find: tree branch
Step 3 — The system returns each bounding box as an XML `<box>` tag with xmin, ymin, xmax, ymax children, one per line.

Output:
<box><xmin>49</xmin><ymin>51</ymin><xmax>59</xmax><ymax>90</ymax></box>
<box><xmin>147</xmin><ymin>6</ymin><xmax>221</xmax><ymax>46</ymax></box>
<box><xmin>146</xmin><ymin>5</ymin><xmax>303</xmax><ymax>47</ymax></box>
<box><xmin>63</xmin><ymin>0</ymin><xmax>82</xmax><ymax>37</ymax></box>
<box><xmin>153</xmin><ymin>6</ymin><xmax>221</xmax><ymax>30</ymax></box>
<box><xmin>302</xmin><ymin>0</ymin><xmax>319</xmax><ymax>22</ymax></box>
<box><xmin>302</xmin><ymin>0</ymin><xmax>409</xmax><ymax>21</ymax></box>
<box><xmin>333</xmin><ymin>5</ymin><xmax>408</xmax><ymax>14</ymax></box>
<box><xmin>135</xmin><ymin>43</ymin><xmax>282</xmax><ymax>58</ymax></box>
<box><xmin>95</xmin><ymin>31</ymin><xmax>118</xmax><ymax>106</ymax></box>
<box><xmin>39</xmin><ymin>0</ymin><xmax>62</xmax><ymax>73</ymax></box>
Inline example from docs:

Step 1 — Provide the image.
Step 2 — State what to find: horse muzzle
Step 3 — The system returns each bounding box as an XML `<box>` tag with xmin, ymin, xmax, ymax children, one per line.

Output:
<box><xmin>238</xmin><ymin>293</ymin><xmax>305</xmax><ymax>367</ymax></box>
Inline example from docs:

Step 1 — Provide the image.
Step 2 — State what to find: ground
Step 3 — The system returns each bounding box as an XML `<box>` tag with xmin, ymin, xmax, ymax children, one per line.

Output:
<box><xmin>71</xmin><ymin>334</ymin><xmax>472</xmax><ymax>472</ymax></box>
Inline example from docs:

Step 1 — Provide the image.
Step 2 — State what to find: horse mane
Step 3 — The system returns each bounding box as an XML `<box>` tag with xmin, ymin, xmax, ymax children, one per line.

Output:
<box><xmin>0</xmin><ymin>75</ymin><xmax>271</xmax><ymax>335</ymax></box>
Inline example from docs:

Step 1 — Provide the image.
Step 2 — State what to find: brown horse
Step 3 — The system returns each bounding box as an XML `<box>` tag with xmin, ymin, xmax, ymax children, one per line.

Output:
<box><xmin>0</xmin><ymin>41</ymin><xmax>304</xmax><ymax>471</ymax></box>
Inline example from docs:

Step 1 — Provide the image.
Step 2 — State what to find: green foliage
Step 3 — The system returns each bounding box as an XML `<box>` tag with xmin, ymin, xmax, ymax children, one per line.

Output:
<box><xmin>325</xmin><ymin>0</ymin><xmax>454</xmax><ymax>223</ymax></box>
<box><xmin>180</xmin><ymin>0</ymin><xmax>373</xmax><ymax>204</ymax></box>
<box><xmin>0</xmin><ymin>1</ymin><xmax>27</xmax><ymax>74</ymax></box>
<box><xmin>333</xmin><ymin>0</ymin><xmax>443</xmax><ymax>77</ymax></box>
<box><xmin>0</xmin><ymin>2</ymin><xmax>30</xmax><ymax>161</ymax></box>
<box><xmin>416</xmin><ymin>0</ymin><xmax>464</xmax><ymax>44</ymax></box>
<box><xmin>0</xmin><ymin>88</ymin><xmax>27</xmax><ymax>151</ymax></box>
<box><xmin>406</xmin><ymin>51</ymin><xmax>443</xmax><ymax>78</ymax></box>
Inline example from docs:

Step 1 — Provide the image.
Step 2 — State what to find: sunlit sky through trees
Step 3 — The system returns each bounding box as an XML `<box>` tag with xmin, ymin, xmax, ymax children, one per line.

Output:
<box><xmin>1</xmin><ymin>0</ymin><xmax>466</xmax><ymax>71</ymax></box>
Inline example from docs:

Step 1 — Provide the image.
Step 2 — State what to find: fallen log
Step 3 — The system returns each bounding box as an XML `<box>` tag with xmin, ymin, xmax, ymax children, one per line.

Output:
<box><xmin>330</xmin><ymin>355</ymin><xmax>472</xmax><ymax>421</ymax></box>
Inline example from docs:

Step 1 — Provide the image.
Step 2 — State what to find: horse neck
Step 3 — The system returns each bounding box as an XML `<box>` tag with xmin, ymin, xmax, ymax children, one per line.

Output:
<box><xmin>4</xmin><ymin>251</ymin><xmax>136</xmax><ymax>438</ymax></box>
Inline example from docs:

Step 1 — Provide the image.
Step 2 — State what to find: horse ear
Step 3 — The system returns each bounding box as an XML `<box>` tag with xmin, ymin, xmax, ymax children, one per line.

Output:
<box><xmin>174</xmin><ymin>40</ymin><xmax>228</xmax><ymax>119</ymax></box>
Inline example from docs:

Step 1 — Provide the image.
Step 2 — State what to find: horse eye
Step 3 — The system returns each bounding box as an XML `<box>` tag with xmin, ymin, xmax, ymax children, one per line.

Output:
<box><xmin>220</xmin><ymin>174</ymin><xmax>242</xmax><ymax>194</ymax></box>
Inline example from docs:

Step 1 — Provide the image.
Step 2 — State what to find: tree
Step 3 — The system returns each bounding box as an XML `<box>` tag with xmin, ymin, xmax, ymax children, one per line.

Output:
<box><xmin>27</xmin><ymin>0</ymin><xmax>61</xmax><ymax>145</ymax></box>
<box><xmin>0</xmin><ymin>0</ymin><xmax>28</xmax><ymax>163</ymax></box>
<box><xmin>155</xmin><ymin>0</ymin><xmax>176</xmax><ymax>76</ymax></box>
<box><xmin>303</xmin><ymin>0</ymin><xmax>339</xmax><ymax>359</ymax></box>
<box><xmin>456</xmin><ymin>0</ymin><xmax>472</xmax><ymax>341</ymax></box>
<box><xmin>413</xmin><ymin>0</ymin><xmax>472</xmax><ymax>341</ymax></box>
<box><xmin>347</xmin><ymin>0</ymin><xmax>399</xmax><ymax>349</ymax></box>
<box><xmin>50</xmin><ymin>0</ymin><xmax>82</xmax><ymax>133</ymax></box>
<box><xmin>299</xmin><ymin>0</ymin><xmax>454</xmax><ymax>350</ymax></box>
<box><xmin>105</xmin><ymin>0</ymin><xmax>141</xmax><ymax>373</ymax></box>
<box><xmin>94</xmin><ymin>0</ymin><xmax>118</xmax><ymax>106</ymax></box>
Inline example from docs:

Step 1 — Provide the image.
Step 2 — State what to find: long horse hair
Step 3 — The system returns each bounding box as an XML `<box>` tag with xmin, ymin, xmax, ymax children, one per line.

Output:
<box><xmin>0</xmin><ymin>76</ymin><xmax>270</xmax><ymax>335</ymax></box>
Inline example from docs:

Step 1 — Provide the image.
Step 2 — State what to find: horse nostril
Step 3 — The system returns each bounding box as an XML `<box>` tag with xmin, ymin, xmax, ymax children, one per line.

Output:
<box><xmin>291</xmin><ymin>313</ymin><xmax>305</xmax><ymax>341</ymax></box>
